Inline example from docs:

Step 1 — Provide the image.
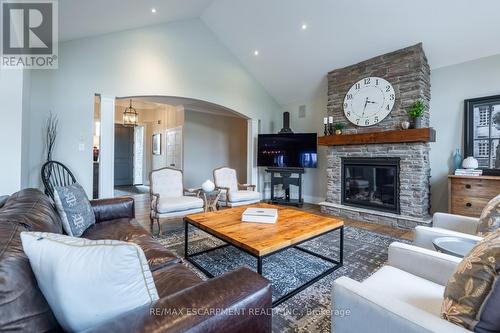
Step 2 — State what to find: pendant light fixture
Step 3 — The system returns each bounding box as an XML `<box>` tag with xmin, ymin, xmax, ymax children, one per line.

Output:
<box><xmin>123</xmin><ymin>99</ymin><xmax>138</xmax><ymax>127</ymax></box>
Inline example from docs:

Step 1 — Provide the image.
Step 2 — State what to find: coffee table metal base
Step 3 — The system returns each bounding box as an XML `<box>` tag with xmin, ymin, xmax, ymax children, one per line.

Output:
<box><xmin>184</xmin><ymin>220</ymin><xmax>344</xmax><ymax>307</ymax></box>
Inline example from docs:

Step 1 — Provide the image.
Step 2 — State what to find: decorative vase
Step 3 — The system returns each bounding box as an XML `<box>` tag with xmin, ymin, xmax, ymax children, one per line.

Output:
<box><xmin>201</xmin><ymin>179</ymin><xmax>215</xmax><ymax>192</ymax></box>
<box><xmin>452</xmin><ymin>148</ymin><xmax>462</xmax><ymax>171</ymax></box>
<box><xmin>462</xmin><ymin>156</ymin><xmax>479</xmax><ymax>169</ymax></box>
<box><xmin>335</xmin><ymin>129</ymin><xmax>342</xmax><ymax>135</ymax></box>
<box><xmin>93</xmin><ymin>146</ymin><xmax>99</xmax><ymax>162</ymax></box>
<box><xmin>401</xmin><ymin>121</ymin><xmax>410</xmax><ymax>130</ymax></box>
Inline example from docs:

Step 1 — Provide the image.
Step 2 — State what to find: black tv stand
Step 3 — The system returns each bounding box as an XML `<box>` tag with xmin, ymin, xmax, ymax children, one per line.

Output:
<box><xmin>265</xmin><ymin>167</ymin><xmax>305</xmax><ymax>207</ymax></box>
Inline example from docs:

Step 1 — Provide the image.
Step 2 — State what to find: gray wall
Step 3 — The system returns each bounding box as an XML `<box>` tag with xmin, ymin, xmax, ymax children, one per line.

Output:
<box><xmin>25</xmin><ymin>19</ymin><xmax>280</xmax><ymax>196</ymax></box>
<box><xmin>279</xmin><ymin>93</ymin><xmax>328</xmax><ymax>203</ymax></box>
<box><xmin>0</xmin><ymin>70</ymin><xmax>26</xmax><ymax>194</ymax></box>
<box><xmin>429</xmin><ymin>53</ymin><xmax>500</xmax><ymax>212</ymax></box>
<box><xmin>183</xmin><ymin>111</ymin><xmax>247</xmax><ymax>189</ymax></box>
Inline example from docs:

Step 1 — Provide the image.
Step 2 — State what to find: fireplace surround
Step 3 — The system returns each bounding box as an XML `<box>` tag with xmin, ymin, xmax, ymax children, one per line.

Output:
<box><xmin>342</xmin><ymin>158</ymin><xmax>400</xmax><ymax>214</ymax></box>
<box><xmin>319</xmin><ymin>44</ymin><xmax>432</xmax><ymax>229</ymax></box>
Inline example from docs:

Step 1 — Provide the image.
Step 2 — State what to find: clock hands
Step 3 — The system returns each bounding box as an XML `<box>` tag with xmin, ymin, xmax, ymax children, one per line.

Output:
<box><xmin>362</xmin><ymin>97</ymin><xmax>377</xmax><ymax>117</ymax></box>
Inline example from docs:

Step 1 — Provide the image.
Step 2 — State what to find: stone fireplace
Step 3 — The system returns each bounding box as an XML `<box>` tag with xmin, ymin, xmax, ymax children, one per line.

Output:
<box><xmin>319</xmin><ymin>43</ymin><xmax>432</xmax><ymax>229</ymax></box>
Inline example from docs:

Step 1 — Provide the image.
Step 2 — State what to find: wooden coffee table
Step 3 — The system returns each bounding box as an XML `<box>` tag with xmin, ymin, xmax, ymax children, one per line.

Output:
<box><xmin>184</xmin><ymin>203</ymin><xmax>344</xmax><ymax>306</ymax></box>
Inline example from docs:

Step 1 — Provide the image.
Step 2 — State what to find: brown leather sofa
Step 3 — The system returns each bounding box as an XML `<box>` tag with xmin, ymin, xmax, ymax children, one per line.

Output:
<box><xmin>0</xmin><ymin>189</ymin><xmax>272</xmax><ymax>333</ymax></box>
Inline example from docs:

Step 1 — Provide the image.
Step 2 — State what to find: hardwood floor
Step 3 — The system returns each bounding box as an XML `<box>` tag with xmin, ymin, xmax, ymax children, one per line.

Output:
<box><xmin>129</xmin><ymin>194</ymin><xmax>414</xmax><ymax>241</ymax></box>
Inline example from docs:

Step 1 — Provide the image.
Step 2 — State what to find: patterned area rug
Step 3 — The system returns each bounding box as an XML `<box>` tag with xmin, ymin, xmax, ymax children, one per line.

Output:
<box><xmin>154</xmin><ymin>225</ymin><xmax>407</xmax><ymax>333</ymax></box>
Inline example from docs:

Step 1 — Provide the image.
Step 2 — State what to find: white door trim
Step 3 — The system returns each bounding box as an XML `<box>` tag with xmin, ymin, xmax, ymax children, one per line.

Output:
<box><xmin>99</xmin><ymin>95</ymin><xmax>115</xmax><ymax>198</ymax></box>
<box><xmin>247</xmin><ymin>119</ymin><xmax>259</xmax><ymax>190</ymax></box>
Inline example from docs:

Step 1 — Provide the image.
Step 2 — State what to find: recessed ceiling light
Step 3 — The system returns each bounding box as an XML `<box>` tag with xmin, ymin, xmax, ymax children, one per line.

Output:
<box><xmin>151</xmin><ymin>8</ymin><xmax>157</xmax><ymax>14</ymax></box>
<box><xmin>301</xmin><ymin>23</ymin><xmax>308</xmax><ymax>30</ymax></box>
<box><xmin>253</xmin><ymin>50</ymin><xmax>259</xmax><ymax>56</ymax></box>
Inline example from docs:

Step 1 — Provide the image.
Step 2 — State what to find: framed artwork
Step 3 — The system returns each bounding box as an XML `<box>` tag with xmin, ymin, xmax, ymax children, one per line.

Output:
<box><xmin>152</xmin><ymin>133</ymin><xmax>161</xmax><ymax>155</ymax></box>
<box><xmin>464</xmin><ymin>94</ymin><xmax>500</xmax><ymax>175</ymax></box>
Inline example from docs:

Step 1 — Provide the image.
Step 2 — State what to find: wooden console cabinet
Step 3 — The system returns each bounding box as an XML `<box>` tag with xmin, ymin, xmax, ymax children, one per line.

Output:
<box><xmin>448</xmin><ymin>175</ymin><xmax>500</xmax><ymax>217</ymax></box>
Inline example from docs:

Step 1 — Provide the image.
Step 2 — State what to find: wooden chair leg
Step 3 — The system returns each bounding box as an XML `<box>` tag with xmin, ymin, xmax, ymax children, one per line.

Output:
<box><xmin>156</xmin><ymin>218</ymin><xmax>161</xmax><ymax>235</ymax></box>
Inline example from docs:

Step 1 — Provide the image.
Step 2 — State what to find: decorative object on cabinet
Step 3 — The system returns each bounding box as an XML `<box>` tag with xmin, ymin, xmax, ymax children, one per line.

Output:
<box><xmin>453</xmin><ymin>148</ymin><xmax>462</xmax><ymax>171</ymax></box>
<box><xmin>464</xmin><ymin>94</ymin><xmax>500</xmax><ymax>175</ymax></box>
<box><xmin>401</xmin><ymin>120</ymin><xmax>410</xmax><ymax>130</ymax></box>
<box><xmin>448</xmin><ymin>175</ymin><xmax>500</xmax><ymax>217</ymax></box>
<box><xmin>92</xmin><ymin>146</ymin><xmax>99</xmax><ymax>162</ymax></box>
<box><xmin>152</xmin><ymin>133</ymin><xmax>161</xmax><ymax>155</ymax></box>
<box><xmin>406</xmin><ymin>100</ymin><xmax>425</xmax><ymax>129</ymax></box>
<box><xmin>462</xmin><ymin>156</ymin><xmax>479</xmax><ymax>169</ymax></box>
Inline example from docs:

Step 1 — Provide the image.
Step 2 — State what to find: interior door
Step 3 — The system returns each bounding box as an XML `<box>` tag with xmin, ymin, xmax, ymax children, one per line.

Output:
<box><xmin>165</xmin><ymin>126</ymin><xmax>183</xmax><ymax>170</ymax></box>
<box><xmin>114</xmin><ymin>124</ymin><xmax>134</xmax><ymax>186</ymax></box>
<box><xmin>133</xmin><ymin>125</ymin><xmax>144</xmax><ymax>185</ymax></box>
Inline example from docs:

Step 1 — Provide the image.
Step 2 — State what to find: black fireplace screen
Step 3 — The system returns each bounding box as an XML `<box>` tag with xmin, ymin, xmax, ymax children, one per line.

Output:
<box><xmin>341</xmin><ymin>158</ymin><xmax>400</xmax><ymax>214</ymax></box>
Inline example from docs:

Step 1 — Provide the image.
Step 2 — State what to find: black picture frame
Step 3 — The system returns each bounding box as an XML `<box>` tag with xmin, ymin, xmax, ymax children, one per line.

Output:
<box><xmin>464</xmin><ymin>94</ymin><xmax>500</xmax><ymax>176</ymax></box>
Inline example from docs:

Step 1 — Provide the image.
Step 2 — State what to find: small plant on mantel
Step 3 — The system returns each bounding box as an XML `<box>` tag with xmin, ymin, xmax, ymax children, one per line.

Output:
<box><xmin>406</xmin><ymin>100</ymin><xmax>425</xmax><ymax>129</ymax></box>
<box><xmin>334</xmin><ymin>122</ymin><xmax>346</xmax><ymax>135</ymax></box>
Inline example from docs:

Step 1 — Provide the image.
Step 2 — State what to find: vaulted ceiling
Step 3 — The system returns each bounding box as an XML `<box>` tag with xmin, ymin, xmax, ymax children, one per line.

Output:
<box><xmin>60</xmin><ymin>0</ymin><xmax>500</xmax><ymax>104</ymax></box>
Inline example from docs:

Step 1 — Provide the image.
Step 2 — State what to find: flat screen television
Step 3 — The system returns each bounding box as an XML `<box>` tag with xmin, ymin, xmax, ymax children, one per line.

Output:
<box><xmin>257</xmin><ymin>133</ymin><xmax>317</xmax><ymax>168</ymax></box>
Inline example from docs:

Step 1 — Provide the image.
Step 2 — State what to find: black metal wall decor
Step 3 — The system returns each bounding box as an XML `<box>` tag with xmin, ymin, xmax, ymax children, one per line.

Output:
<box><xmin>464</xmin><ymin>95</ymin><xmax>500</xmax><ymax>175</ymax></box>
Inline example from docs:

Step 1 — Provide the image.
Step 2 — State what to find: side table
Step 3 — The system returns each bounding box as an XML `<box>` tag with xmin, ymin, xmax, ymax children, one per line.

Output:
<box><xmin>432</xmin><ymin>236</ymin><xmax>478</xmax><ymax>258</ymax></box>
<box><xmin>201</xmin><ymin>190</ymin><xmax>221</xmax><ymax>212</ymax></box>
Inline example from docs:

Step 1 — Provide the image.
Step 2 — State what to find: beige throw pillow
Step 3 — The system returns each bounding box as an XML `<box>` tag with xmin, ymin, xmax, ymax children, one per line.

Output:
<box><xmin>477</xmin><ymin>194</ymin><xmax>500</xmax><ymax>237</ymax></box>
<box><xmin>441</xmin><ymin>230</ymin><xmax>500</xmax><ymax>332</ymax></box>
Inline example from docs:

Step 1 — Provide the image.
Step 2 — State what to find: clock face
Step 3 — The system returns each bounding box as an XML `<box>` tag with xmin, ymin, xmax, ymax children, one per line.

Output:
<box><xmin>343</xmin><ymin>77</ymin><xmax>395</xmax><ymax>127</ymax></box>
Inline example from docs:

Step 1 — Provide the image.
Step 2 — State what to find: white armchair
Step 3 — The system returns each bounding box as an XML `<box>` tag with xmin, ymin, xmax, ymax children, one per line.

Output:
<box><xmin>149</xmin><ymin>167</ymin><xmax>204</xmax><ymax>233</ymax></box>
<box><xmin>414</xmin><ymin>212</ymin><xmax>482</xmax><ymax>251</ymax></box>
<box><xmin>332</xmin><ymin>242</ymin><xmax>469</xmax><ymax>333</ymax></box>
<box><xmin>213</xmin><ymin>167</ymin><xmax>260</xmax><ymax>207</ymax></box>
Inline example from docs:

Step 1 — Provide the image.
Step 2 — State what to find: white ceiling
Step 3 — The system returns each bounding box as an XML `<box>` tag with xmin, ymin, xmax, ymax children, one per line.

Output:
<box><xmin>60</xmin><ymin>0</ymin><xmax>500</xmax><ymax>104</ymax></box>
<box><xmin>59</xmin><ymin>0</ymin><xmax>213</xmax><ymax>41</ymax></box>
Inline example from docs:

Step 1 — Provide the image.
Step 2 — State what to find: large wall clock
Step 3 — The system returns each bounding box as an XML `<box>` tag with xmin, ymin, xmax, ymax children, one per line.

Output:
<box><xmin>343</xmin><ymin>76</ymin><xmax>395</xmax><ymax>127</ymax></box>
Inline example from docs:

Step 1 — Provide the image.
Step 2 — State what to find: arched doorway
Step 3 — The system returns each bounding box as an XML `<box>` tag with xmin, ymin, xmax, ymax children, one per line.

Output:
<box><xmin>93</xmin><ymin>95</ymin><xmax>259</xmax><ymax>199</ymax></box>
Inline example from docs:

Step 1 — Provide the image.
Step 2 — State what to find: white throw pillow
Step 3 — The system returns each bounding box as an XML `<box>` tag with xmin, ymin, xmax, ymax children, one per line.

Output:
<box><xmin>20</xmin><ymin>232</ymin><xmax>159</xmax><ymax>332</ymax></box>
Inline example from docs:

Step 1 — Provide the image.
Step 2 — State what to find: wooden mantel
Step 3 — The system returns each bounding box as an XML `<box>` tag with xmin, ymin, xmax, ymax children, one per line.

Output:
<box><xmin>318</xmin><ymin>128</ymin><xmax>436</xmax><ymax>146</ymax></box>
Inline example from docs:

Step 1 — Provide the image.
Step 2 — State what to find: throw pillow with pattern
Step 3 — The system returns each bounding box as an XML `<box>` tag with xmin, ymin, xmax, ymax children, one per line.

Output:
<box><xmin>441</xmin><ymin>230</ymin><xmax>500</xmax><ymax>332</ymax></box>
<box><xmin>477</xmin><ymin>194</ymin><xmax>500</xmax><ymax>237</ymax></box>
<box><xmin>53</xmin><ymin>183</ymin><xmax>95</xmax><ymax>236</ymax></box>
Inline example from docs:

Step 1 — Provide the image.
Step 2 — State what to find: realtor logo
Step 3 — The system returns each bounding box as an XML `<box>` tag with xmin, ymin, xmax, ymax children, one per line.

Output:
<box><xmin>1</xmin><ymin>0</ymin><xmax>58</xmax><ymax>69</ymax></box>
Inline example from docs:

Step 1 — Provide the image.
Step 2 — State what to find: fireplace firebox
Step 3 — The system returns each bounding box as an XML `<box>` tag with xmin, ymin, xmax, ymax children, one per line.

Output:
<box><xmin>341</xmin><ymin>158</ymin><xmax>400</xmax><ymax>214</ymax></box>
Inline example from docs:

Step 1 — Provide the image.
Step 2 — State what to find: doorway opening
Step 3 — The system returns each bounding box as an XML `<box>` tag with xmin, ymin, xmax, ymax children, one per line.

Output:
<box><xmin>93</xmin><ymin>95</ymin><xmax>254</xmax><ymax>199</ymax></box>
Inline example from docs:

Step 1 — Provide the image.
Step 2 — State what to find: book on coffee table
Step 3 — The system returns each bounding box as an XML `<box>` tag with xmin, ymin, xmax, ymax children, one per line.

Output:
<box><xmin>241</xmin><ymin>208</ymin><xmax>278</xmax><ymax>224</ymax></box>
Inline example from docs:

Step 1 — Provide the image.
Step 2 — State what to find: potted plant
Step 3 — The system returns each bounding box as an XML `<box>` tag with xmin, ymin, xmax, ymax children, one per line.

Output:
<box><xmin>334</xmin><ymin>122</ymin><xmax>346</xmax><ymax>135</ymax></box>
<box><xmin>406</xmin><ymin>100</ymin><xmax>425</xmax><ymax>128</ymax></box>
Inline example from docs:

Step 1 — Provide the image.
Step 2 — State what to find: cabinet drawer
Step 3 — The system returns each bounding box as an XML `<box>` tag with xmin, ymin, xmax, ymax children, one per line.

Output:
<box><xmin>450</xmin><ymin>178</ymin><xmax>500</xmax><ymax>199</ymax></box>
<box><xmin>450</xmin><ymin>196</ymin><xmax>489</xmax><ymax>217</ymax></box>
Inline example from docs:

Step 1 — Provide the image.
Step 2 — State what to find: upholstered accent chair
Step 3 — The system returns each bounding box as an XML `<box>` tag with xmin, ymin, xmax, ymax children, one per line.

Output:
<box><xmin>149</xmin><ymin>167</ymin><xmax>204</xmax><ymax>233</ymax></box>
<box><xmin>413</xmin><ymin>213</ymin><xmax>483</xmax><ymax>251</ymax></box>
<box><xmin>333</xmin><ymin>242</ymin><xmax>470</xmax><ymax>333</ymax></box>
<box><xmin>415</xmin><ymin>194</ymin><xmax>500</xmax><ymax>251</ymax></box>
<box><xmin>213</xmin><ymin>167</ymin><xmax>260</xmax><ymax>207</ymax></box>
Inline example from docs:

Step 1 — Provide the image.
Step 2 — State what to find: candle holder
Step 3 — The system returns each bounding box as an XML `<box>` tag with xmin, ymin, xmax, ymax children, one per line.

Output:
<box><xmin>328</xmin><ymin>123</ymin><xmax>334</xmax><ymax>136</ymax></box>
<box><xmin>324</xmin><ymin>124</ymin><xmax>328</xmax><ymax>136</ymax></box>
